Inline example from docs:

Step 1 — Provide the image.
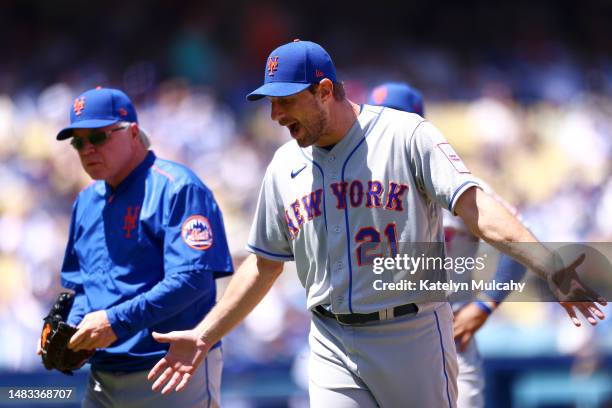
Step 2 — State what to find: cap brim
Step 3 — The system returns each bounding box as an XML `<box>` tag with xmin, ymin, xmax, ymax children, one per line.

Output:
<box><xmin>56</xmin><ymin>119</ymin><xmax>120</xmax><ymax>140</ymax></box>
<box><xmin>246</xmin><ymin>82</ymin><xmax>311</xmax><ymax>101</ymax></box>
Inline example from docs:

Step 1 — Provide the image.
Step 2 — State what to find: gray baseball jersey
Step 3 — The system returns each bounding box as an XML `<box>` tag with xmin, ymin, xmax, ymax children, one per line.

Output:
<box><xmin>247</xmin><ymin>105</ymin><xmax>480</xmax><ymax>313</ymax></box>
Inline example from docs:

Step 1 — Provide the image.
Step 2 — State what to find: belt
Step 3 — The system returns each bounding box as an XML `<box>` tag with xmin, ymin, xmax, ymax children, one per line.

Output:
<box><xmin>314</xmin><ymin>303</ymin><xmax>419</xmax><ymax>325</ymax></box>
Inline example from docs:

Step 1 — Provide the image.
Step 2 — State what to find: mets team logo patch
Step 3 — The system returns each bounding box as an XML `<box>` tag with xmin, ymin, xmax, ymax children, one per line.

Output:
<box><xmin>181</xmin><ymin>215</ymin><xmax>213</xmax><ymax>250</ymax></box>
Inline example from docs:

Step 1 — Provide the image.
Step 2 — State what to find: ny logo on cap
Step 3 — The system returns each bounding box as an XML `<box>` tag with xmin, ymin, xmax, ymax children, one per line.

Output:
<box><xmin>267</xmin><ymin>56</ymin><xmax>279</xmax><ymax>77</ymax></box>
<box><xmin>73</xmin><ymin>97</ymin><xmax>86</xmax><ymax>116</ymax></box>
<box><xmin>371</xmin><ymin>87</ymin><xmax>388</xmax><ymax>105</ymax></box>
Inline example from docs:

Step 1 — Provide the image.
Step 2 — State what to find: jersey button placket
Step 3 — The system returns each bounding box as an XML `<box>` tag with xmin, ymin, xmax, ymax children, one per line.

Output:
<box><xmin>322</xmin><ymin>151</ymin><xmax>348</xmax><ymax>314</ymax></box>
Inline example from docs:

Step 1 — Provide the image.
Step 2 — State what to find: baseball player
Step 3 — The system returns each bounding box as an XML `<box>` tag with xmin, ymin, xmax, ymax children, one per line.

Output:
<box><xmin>54</xmin><ymin>87</ymin><xmax>233</xmax><ymax>407</ymax></box>
<box><xmin>147</xmin><ymin>40</ymin><xmax>606</xmax><ymax>407</ymax></box>
<box><xmin>368</xmin><ymin>81</ymin><xmax>528</xmax><ymax>408</ymax></box>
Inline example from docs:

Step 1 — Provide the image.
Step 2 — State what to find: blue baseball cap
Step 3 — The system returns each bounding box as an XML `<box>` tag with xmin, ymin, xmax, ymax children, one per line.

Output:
<box><xmin>56</xmin><ymin>87</ymin><xmax>138</xmax><ymax>140</ymax></box>
<box><xmin>246</xmin><ymin>39</ymin><xmax>338</xmax><ymax>101</ymax></box>
<box><xmin>367</xmin><ymin>82</ymin><xmax>425</xmax><ymax>117</ymax></box>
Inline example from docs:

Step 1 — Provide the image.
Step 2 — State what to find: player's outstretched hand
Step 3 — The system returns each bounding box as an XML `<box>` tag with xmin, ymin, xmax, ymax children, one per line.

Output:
<box><xmin>453</xmin><ymin>303</ymin><xmax>490</xmax><ymax>352</ymax></box>
<box><xmin>147</xmin><ymin>330</ymin><xmax>210</xmax><ymax>395</ymax></box>
<box><xmin>548</xmin><ymin>253</ymin><xmax>607</xmax><ymax>327</ymax></box>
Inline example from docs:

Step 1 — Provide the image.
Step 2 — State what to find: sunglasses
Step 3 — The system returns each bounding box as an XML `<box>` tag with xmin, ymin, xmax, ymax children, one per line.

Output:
<box><xmin>70</xmin><ymin>125</ymin><xmax>129</xmax><ymax>151</ymax></box>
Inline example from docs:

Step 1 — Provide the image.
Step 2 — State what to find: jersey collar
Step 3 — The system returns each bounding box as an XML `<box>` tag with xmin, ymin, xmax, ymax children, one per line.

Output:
<box><xmin>103</xmin><ymin>150</ymin><xmax>156</xmax><ymax>198</ymax></box>
<box><xmin>309</xmin><ymin>104</ymin><xmax>375</xmax><ymax>160</ymax></box>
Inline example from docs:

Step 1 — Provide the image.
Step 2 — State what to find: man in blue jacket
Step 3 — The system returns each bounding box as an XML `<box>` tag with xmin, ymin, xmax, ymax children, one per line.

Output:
<box><xmin>55</xmin><ymin>87</ymin><xmax>233</xmax><ymax>407</ymax></box>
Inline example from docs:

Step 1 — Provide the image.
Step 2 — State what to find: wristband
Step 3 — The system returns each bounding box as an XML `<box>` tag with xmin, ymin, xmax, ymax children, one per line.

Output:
<box><xmin>474</xmin><ymin>300</ymin><xmax>495</xmax><ymax>315</ymax></box>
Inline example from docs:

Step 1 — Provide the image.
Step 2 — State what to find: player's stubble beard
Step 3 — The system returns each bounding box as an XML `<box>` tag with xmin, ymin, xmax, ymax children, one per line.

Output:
<box><xmin>295</xmin><ymin>100</ymin><xmax>328</xmax><ymax>148</ymax></box>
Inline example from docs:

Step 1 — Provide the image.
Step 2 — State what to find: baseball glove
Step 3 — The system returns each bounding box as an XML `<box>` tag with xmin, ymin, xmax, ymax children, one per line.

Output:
<box><xmin>40</xmin><ymin>292</ymin><xmax>94</xmax><ymax>375</ymax></box>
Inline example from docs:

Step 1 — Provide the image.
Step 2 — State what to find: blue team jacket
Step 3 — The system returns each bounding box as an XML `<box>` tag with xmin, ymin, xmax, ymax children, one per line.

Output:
<box><xmin>61</xmin><ymin>151</ymin><xmax>233</xmax><ymax>372</ymax></box>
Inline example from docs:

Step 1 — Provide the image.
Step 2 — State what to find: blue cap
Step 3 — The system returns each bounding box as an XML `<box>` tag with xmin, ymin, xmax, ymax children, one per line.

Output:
<box><xmin>367</xmin><ymin>82</ymin><xmax>424</xmax><ymax>117</ymax></box>
<box><xmin>56</xmin><ymin>87</ymin><xmax>138</xmax><ymax>140</ymax></box>
<box><xmin>246</xmin><ymin>40</ymin><xmax>337</xmax><ymax>101</ymax></box>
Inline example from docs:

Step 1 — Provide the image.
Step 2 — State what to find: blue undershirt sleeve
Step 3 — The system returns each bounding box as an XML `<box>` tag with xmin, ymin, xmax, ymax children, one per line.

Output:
<box><xmin>483</xmin><ymin>254</ymin><xmax>527</xmax><ymax>303</ymax></box>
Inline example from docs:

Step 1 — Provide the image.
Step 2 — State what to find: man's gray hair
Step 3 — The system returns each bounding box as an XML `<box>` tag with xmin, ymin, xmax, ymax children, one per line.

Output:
<box><xmin>119</xmin><ymin>121</ymin><xmax>151</xmax><ymax>148</ymax></box>
<box><xmin>138</xmin><ymin>128</ymin><xmax>151</xmax><ymax>149</ymax></box>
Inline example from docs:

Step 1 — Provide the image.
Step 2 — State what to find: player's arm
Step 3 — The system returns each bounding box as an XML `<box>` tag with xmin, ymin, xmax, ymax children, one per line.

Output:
<box><xmin>454</xmin><ymin>255</ymin><xmax>526</xmax><ymax>351</ymax></box>
<box><xmin>481</xmin><ymin>254</ymin><xmax>527</xmax><ymax>305</ymax></box>
<box><xmin>66</xmin><ymin>287</ymin><xmax>88</xmax><ymax>325</ymax></box>
<box><xmin>472</xmin><ymin>189</ymin><xmax>528</xmax><ymax>309</ymax></box>
<box><xmin>60</xmin><ymin>200</ymin><xmax>87</xmax><ymax>326</ymax></box>
<box><xmin>57</xmin><ymin>199</ymin><xmax>112</xmax><ymax>352</ymax></box>
<box><xmin>454</xmin><ymin>186</ymin><xmax>606</xmax><ymax>326</ymax></box>
<box><xmin>147</xmin><ymin>254</ymin><xmax>283</xmax><ymax>394</ymax></box>
<box><xmin>195</xmin><ymin>254</ymin><xmax>283</xmax><ymax>347</ymax></box>
<box><xmin>70</xmin><ymin>184</ymin><xmax>234</xmax><ymax>353</ymax></box>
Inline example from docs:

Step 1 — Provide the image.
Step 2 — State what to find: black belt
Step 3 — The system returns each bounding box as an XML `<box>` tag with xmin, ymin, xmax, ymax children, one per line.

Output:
<box><xmin>314</xmin><ymin>303</ymin><xmax>419</xmax><ymax>325</ymax></box>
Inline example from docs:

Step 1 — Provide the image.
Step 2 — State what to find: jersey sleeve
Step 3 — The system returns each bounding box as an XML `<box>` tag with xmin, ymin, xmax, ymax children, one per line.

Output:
<box><xmin>408</xmin><ymin>121</ymin><xmax>480</xmax><ymax>213</ymax></box>
<box><xmin>61</xmin><ymin>199</ymin><xmax>89</xmax><ymax>325</ymax></box>
<box><xmin>106</xmin><ymin>182</ymin><xmax>233</xmax><ymax>339</ymax></box>
<box><xmin>164</xmin><ymin>183</ymin><xmax>234</xmax><ymax>278</ymax></box>
<box><xmin>246</xmin><ymin>165</ymin><xmax>294</xmax><ymax>261</ymax></box>
<box><xmin>66</xmin><ymin>288</ymin><xmax>88</xmax><ymax>326</ymax></box>
<box><xmin>60</xmin><ymin>200</ymin><xmax>83</xmax><ymax>291</ymax></box>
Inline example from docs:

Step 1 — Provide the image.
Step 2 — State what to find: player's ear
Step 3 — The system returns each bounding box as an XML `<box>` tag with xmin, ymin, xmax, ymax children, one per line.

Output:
<box><xmin>317</xmin><ymin>78</ymin><xmax>334</xmax><ymax>102</ymax></box>
<box><xmin>129</xmin><ymin>123</ymin><xmax>139</xmax><ymax>140</ymax></box>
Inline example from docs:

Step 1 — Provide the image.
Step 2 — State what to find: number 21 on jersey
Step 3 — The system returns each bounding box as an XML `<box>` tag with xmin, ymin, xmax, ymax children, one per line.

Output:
<box><xmin>355</xmin><ymin>222</ymin><xmax>398</xmax><ymax>266</ymax></box>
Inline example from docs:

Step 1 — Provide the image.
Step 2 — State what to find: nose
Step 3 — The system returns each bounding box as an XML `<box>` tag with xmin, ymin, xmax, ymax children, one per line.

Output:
<box><xmin>79</xmin><ymin>139</ymin><xmax>96</xmax><ymax>155</ymax></box>
<box><xmin>270</xmin><ymin>100</ymin><xmax>283</xmax><ymax>122</ymax></box>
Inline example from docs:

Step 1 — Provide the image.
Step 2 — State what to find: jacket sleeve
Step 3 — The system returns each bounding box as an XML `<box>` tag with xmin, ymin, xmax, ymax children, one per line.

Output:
<box><xmin>106</xmin><ymin>183</ymin><xmax>233</xmax><ymax>339</ymax></box>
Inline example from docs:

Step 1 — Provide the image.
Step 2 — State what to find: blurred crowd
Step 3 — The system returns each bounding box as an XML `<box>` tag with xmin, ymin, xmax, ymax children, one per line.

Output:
<box><xmin>0</xmin><ymin>0</ymin><xmax>611</xmax><ymax>378</ymax></box>
<box><xmin>1</xmin><ymin>75</ymin><xmax>611</xmax><ymax>373</ymax></box>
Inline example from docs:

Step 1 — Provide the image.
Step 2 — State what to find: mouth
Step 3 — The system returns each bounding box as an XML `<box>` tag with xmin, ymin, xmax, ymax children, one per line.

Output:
<box><xmin>286</xmin><ymin>122</ymin><xmax>301</xmax><ymax>137</ymax></box>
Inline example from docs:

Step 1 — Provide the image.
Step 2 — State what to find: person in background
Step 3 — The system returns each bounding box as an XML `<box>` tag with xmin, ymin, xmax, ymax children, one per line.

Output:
<box><xmin>368</xmin><ymin>81</ymin><xmax>528</xmax><ymax>408</ymax></box>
